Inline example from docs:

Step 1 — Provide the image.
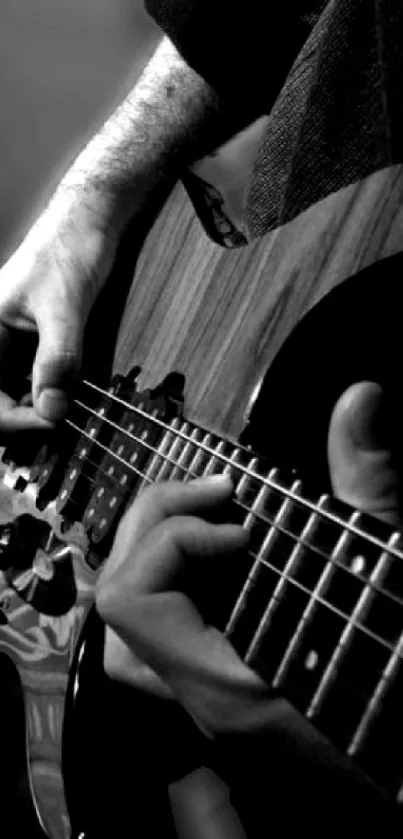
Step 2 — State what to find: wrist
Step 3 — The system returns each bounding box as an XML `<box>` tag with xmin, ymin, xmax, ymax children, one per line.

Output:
<box><xmin>49</xmin><ymin>36</ymin><xmax>229</xmax><ymax>238</ymax></box>
<box><xmin>46</xmin><ymin>177</ymin><xmax>121</xmax><ymax>243</ymax></box>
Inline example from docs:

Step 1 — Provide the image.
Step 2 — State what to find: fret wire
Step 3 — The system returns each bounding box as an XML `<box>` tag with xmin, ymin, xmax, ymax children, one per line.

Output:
<box><xmin>347</xmin><ymin>632</ymin><xmax>403</xmax><ymax>757</ymax></box>
<box><xmin>78</xmin><ymin>383</ymin><xmax>403</xmax><ymax>562</ymax></box>
<box><xmin>248</xmin><ymin>548</ymin><xmax>399</xmax><ymax>656</ymax></box>
<box><xmin>225</xmin><ymin>477</ymin><xmax>294</xmax><ymax>638</ymax></box>
<box><xmin>187</xmin><ymin>431</ymin><xmax>214</xmax><ymax>476</ymax></box>
<box><xmin>270</xmin><ymin>499</ymin><xmax>341</xmax><ymax>689</ymax></box>
<box><xmin>57</xmin><ymin>416</ymin><xmax>403</xmax><ymax>612</ymax></box>
<box><xmin>234</xmin><ymin>497</ymin><xmax>403</xmax><ymax>609</ymax></box>
<box><xmin>156</xmin><ymin>420</ymin><xmax>190</xmax><ymax>482</ymax></box>
<box><xmin>67</xmin><ymin>440</ymin><xmax>403</xmax><ymax>660</ymax></box>
<box><xmin>168</xmin><ymin>422</ymin><xmax>199</xmax><ymax>480</ymax></box>
<box><xmin>242</xmin><ymin>483</ymin><xmax>303</xmax><ymax>662</ymax></box>
<box><xmin>305</xmin><ymin>534</ymin><xmax>400</xmax><ymax>719</ymax></box>
<box><xmin>144</xmin><ymin>417</ymin><xmax>182</xmax><ymax>486</ymax></box>
<box><xmin>204</xmin><ymin>440</ymin><xmax>227</xmax><ymax>477</ymax></box>
<box><xmin>32</xmin><ymin>419</ymin><xmax>403</xmax><ymax>662</ymax></box>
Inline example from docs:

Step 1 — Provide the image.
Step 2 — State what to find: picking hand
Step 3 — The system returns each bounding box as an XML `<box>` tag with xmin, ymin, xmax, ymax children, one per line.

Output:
<box><xmin>0</xmin><ymin>198</ymin><xmax>117</xmax><ymax>434</ymax></box>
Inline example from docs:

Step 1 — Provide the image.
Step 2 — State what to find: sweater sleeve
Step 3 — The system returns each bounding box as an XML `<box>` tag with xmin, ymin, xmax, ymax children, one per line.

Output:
<box><xmin>144</xmin><ymin>0</ymin><xmax>312</xmax><ymax>115</ymax></box>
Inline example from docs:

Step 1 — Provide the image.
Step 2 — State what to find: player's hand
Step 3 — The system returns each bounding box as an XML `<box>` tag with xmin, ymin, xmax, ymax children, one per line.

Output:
<box><xmin>0</xmin><ymin>197</ymin><xmax>117</xmax><ymax>435</ymax></box>
<box><xmin>99</xmin><ymin>381</ymin><xmax>403</xmax><ymax>732</ymax></box>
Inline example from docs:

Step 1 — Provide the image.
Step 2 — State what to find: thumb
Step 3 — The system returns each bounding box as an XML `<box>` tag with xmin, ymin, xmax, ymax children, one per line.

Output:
<box><xmin>32</xmin><ymin>305</ymin><xmax>83</xmax><ymax>421</ymax></box>
<box><xmin>327</xmin><ymin>381</ymin><xmax>401</xmax><ymax>527</ymax></box>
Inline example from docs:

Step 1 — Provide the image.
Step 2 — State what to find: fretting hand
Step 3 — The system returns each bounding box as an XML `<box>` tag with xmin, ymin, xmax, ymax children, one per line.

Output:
<box><xmin>98</xmin><ymin>380</ymin><xmax>403</xmax><ymax>731</ymax></box>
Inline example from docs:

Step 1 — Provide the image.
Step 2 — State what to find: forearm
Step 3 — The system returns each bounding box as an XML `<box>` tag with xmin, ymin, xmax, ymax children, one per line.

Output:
<box><xmin>50</xmin><ymin>36</ymin><xmax>238</xmax><ymax>238</ymax></box>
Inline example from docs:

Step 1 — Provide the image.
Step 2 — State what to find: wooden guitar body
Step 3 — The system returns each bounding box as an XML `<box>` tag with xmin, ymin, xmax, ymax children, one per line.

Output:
<box><xmin>1</xmin><ymin>169</ymin><xmax>403</xmax><ymax>836</ymax></box>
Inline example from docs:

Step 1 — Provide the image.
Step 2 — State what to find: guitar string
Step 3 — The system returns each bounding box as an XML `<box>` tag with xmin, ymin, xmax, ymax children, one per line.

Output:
<box><xmin>14</xmin><ymin>408</ymin><xmax>400</xmax><ymax>664</ymax></box>
<box><xmin>11</xmin><ymin>391</ymin><xmax>399</xmax><ymax>665</ymax></box>
<box><xmin>71</xmin><ymin>395</ymin><xmax>403</xmax><ymax>589</ymax></box>
<box><xmin>68</xmin><ymin>403</ymin><xmax>403</xmax><ymax>602</ymax></box>
<box><xmin>56</xmin><ymin>438</ymin><xmax>403</xmax><ymax>615</ymax></box>
<box><xmin>80</xmin><ymin>379</ymin><xmax>403</xmax><ymax>562</ymax></box>
<box><xmin>4</xmin><ymin>450</ymin><xmax>397</xmax><ymax>728</ymax></box>
<box><xmin>14</xmin><ymin>454</ymin><xmax>398</xmax><ymax>719</ymax></box>
<box><xmin>44</xmin><ymin>417</ymin><xmax>403</xmax><ymax>649</ymax></box>
<box><xmin>15</xmin><ymin>474</ymin><xmax>403</xmax><ymax>723</ymax></box>
<box><xmin>52</xmin><ymin>423</ymin><xmax>402</xmax><ymax>660</ymax></box>
<box><xmin>15</xmin><ymin>428</ymin><xmax>403</xmax><ymax>718</ymax></box>
<box><xmin>63</xmin><ymin>429</ymin><xmax>403</xmax><ymax>662</ymax></box>
<box><xmin>246</xmin><ymin>548</ymin><xmax>398</xmax><ymax>656</ymax></box>
<box><xmin>11</xmin><ymin>386</ymin><xmax>401</xmax><ymax>741</ymax></box>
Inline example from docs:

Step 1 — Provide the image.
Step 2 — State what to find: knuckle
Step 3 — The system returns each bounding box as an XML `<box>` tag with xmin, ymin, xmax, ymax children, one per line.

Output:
<box><xmin>122</xmin><ymin>481</ymin><xmax>184</xmax><ymax>525</ymax></box>
<box><xmin>34</xmin><ymin>349</ymin><xmax>80</xmax><ymax>384</ymax></box>
<box><xmin>155</xmin><ymin>514</ymin><xmax>185</xmax><ymax>542</ymax></box>
<box><xmin>140</xmin><ymin>480</ymin><xmax>183</xmax><ymax>507</ymax></box>
<box><xmin>95</xmin><ymin>578</ymin><xmax>119</xmax><ymax>625</ymax></box>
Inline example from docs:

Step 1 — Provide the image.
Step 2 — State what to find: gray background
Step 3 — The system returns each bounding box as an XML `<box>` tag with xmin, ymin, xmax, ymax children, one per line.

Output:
<box><xmin>0</xmin><ymin>0</ymin><xmax>160</xmax><ymax>260</ymax></box>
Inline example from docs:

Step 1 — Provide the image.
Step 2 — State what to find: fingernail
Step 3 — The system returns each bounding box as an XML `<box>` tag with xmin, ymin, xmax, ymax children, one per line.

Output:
<box><xmin>37</xmin><ymin>388</ymin><xmax>68</xmax><ymax>421</ymax></box>
<box><xmin>191</xmin><ymin>473</ymin><xmax>231</xmax><ymax>487</ymax></box>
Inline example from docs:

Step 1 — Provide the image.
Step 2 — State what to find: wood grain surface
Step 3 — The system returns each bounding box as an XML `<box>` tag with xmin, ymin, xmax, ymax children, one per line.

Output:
<box><xmin>115</xmin><ymin>165</ymin><xmax>403</xmax><ymax>439</ymax></box>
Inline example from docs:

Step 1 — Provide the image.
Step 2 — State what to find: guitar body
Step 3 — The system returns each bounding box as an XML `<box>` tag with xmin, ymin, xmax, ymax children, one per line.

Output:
<box><xmin>1</xmin><ymin>169</ymin><xmax>403</xmax><ymax>836</ymax></box>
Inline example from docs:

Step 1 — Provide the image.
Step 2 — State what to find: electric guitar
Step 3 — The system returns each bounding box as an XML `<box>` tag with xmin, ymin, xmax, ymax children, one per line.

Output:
<box><xmin>1</xmin><ymin>168</ymin><xmax>403</xmax><ymax>837</ymax></box>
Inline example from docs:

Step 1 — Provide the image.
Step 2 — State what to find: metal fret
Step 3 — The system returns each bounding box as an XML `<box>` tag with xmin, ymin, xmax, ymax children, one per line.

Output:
<box><xmin>225</xmin><ymin>468</ymin><xmax>282</xmax><ymax>648</ymax></box>
<box><xmin>162</xmin><ymin>421</ymin><xmax>193</xmax><ymax>480</ymax></box>
<box><xmin>181</xmin><ymin>426</ymin><xmax>203</xmax><ymax>480</ymax></box>
<box><xmin>185</xmin><ymin>431</ymin><xmax>214</xmax><ymax>476</ymax></box>
<box><xmin>242</xmin><ymin>476</ymin><xmax>272</xmax><ymax>533</ymax></box>
<box><xmin>154</xmin><ymin>419</ymin><xmax>189</xmax><ymax>482</ymax></box>
<box><xmin>271</xmin><ymin>496</ymin><xmax>336</xmax><ymax>689</ymax></box>
<box><xmin>225</xmin><ymin>450</ymin><xmax>254</xmax><ymax>493</ymax></box>
<box><xmin>306</xmin><ymin>516</ymin><xmax>392</xmax><ymax>726</ymax></box>
<box><xmin>144</xmin><ymin>417</ymin><xmax>182</xmax><ymax>485</ymax></box>
<box><xmin>42</xmin><ymin>370</ymin><xmax>403</xmax><ymax>801</ymax></box>
<box><xmin>242</xmin><ymin>479</ymin><xmax>303</xmax><ymax>665</ymax></box>
<box><xmin>347</xmin><ymin>534</ymin><xmax>402</xmax><ymax>756</ymax></box>
<box><xmin>204</xmin><ymin>439</ymin><xmax>228</xmax><ymax>477</ymax></box>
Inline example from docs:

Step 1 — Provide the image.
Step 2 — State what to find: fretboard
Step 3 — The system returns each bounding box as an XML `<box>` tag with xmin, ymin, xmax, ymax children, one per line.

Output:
<box><xmin>9</xmin><ymin>373</ymin><xmax>403</xmax><ymax>804</ymax></box>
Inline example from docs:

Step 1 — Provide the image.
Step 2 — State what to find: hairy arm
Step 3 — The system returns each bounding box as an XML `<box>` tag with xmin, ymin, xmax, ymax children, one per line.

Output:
<box><xmin>0</xmin><ymin>35</ymin><xmax>244</xmax><ymax>427</ymax></box>
<box><xmin>55</xmin><ymin>35</ymin><xmax>239</xmax><ymax>237</ymax></box>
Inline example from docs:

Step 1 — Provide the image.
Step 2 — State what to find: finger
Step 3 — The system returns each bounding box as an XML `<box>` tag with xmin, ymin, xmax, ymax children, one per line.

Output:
<box><xmin>103</xmin><ymin>626</ymin><xmax>173</xmax><ymax>699</ymax></box>
<box><xmin>101</xmin><ymin>591</ymin><xmax>266</xmax><ymax>734</ymax></box>
<box><xmin>97</xmin><ymin>515</ymin><xmax>262</xmax><ymax>730</ymax></box>
<box><xmin>328</xmin><ymin>381</ymin><xmax>401</xmax><ymax>526</ymax></box>
<box><xmin>98</xmin><ymin>513</ymin><xmax>247</xmax><ymax>626</ymax></box>
<box><xmin>131</xmin><ymin>515</ymin><xmax>248</xmax><ymax>595</ymax></box>
<box><xmin>101</xmin><ymin>474</ymin><xmax>236</xmax><ymax>584</ymax></box>
<box><xmin>0</xmin><ymin>391</ymin><xmax>52</xmax><ymax>435</ymax></box>
<box><xmin>0</xmin><ymin>323</ymin><xmax>51</xmax><ymax>436</ymax></box>
<box><xmin>32</xmin><ymin>304</ymin><xmax>84</xmax><ymax>422</ymax></box>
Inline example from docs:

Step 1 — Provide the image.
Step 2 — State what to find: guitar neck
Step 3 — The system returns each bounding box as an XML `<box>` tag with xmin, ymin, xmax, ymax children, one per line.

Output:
<box><xmin>6</xmin><ymin>371</ymin><xmax>403</xmax><ymax>804</ymax></box>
